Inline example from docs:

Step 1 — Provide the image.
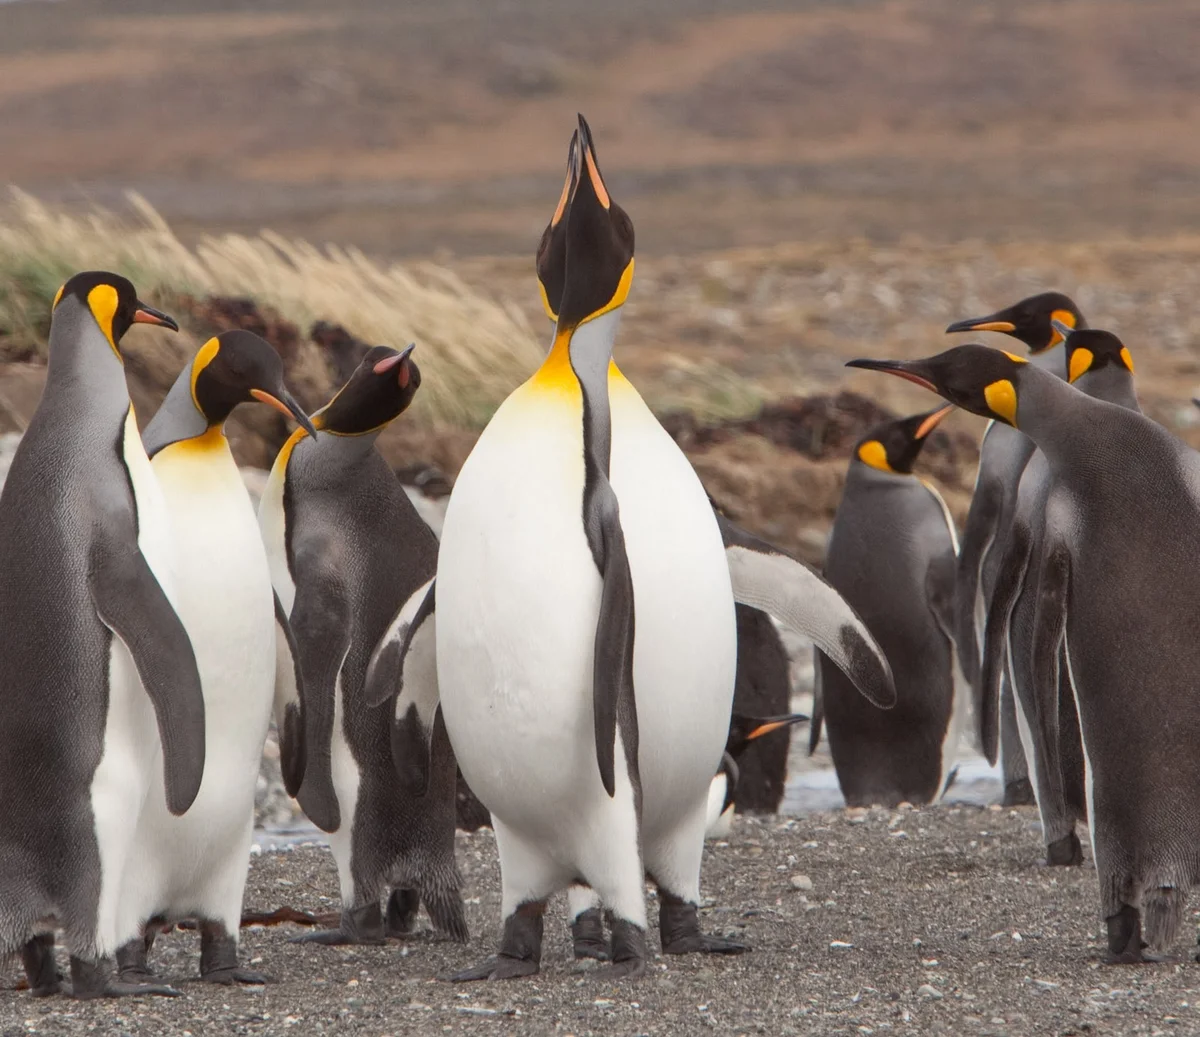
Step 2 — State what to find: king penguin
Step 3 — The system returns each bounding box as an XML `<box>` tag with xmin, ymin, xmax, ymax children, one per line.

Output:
<box><xmin>114</xmin><ymin>330</ymin><xmax>315</xmax><ymax>985</ymax></box>
<box><xmin>849</xmin><ymin>343</ymin><xmax>1200</xmax><ymax>963</ymax></box>
<box><xmin>946</xmin><ymin>292</ymin><xmax>1086</xmax><ymax>805</ymax></box>
<box><xmin>258</xmin><ymin>344</ymin><xmax>468</xmax><ymax>946</ymax></box>
<box><xmin>0</xmin><ymin>273</ymin><xmax>205</xmax><ymax>999</ymax></box>
<box><xmin>814</xmin><ymin>406</ymin><xmax>966</xmax><ymax>806</ymax></box>
<box><xmin>704</xmin><ymin>713</ymin><xmax>809</xmax><ymax>839</ymax></box>
<box><xmin>980</xmin><ymin>327</ymin><xmax>1139</xmax><ymax>867</ymax></box>
<box><xmin>434</xmin><ymin>117</ymin><xmax>747</xmax><ymax>980</ymax></box>
<box><xmin>372</xmin><ymin>125</ymin><xmax>894</xmax><ymax>968</ymax></box>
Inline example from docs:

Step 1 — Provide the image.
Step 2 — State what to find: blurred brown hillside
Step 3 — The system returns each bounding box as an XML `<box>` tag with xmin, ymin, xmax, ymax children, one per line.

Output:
<box><xmin>3</xmin><ymin>0</ymin><xmax>1200</xmax><ymax>256</ymax></box>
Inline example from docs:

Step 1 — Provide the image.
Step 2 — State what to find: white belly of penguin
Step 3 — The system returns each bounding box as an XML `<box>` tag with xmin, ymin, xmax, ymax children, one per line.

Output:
<box><xmin>122</xmin><ymin>438</ymin><xmax>276</xmax><ymax>926</ymax></box>
<box><xmin>437</xmin><ymin>372</ymin><xmax>736</xmax><ymax>850</ymax></box>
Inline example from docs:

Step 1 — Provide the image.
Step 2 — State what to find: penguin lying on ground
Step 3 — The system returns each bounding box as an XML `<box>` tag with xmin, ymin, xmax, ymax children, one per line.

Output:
<box><xmin>849</xmin><ymin>343</ymin><xmax>1200</xmax><ymax>964</ymax></box>
<box><xmin>980</xmin><ymin>326</ymin><xmax>1138</xmax><ymax>867</ymax></box>
<box><xmin>258</xmin><ymin>344</ymin><xmax>467</xmax><ymax>947</ymax></box>
<box><xmin>115</xmin><ymin>331</ymin><xmax>315</xmax><ymax>986</ymax></box>
<box><xmin>375</xmin><ymin>118</ymin><xmax>893</xmax><ymax>980</ymax></box>
<box><xmin>947</xmin><ymin>293</ymin><xmax>1086</xmax><ymax>806</ymax></box>
<box><xmin>0</xmin><ymin>273</ymin><xmax>205</xmax><ymax>999</ymax></box>
<box><xmin>813</xmin><ymin>405</ymin><xmax>966</xmax><ymax>807</ymax></box>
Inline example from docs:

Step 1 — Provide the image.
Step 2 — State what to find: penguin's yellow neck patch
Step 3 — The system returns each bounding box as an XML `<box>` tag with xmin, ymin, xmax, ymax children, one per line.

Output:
<box><xmin>272</xmin><ymin>425</ymin><xmax>308</xmax><ymax>476</ymax></box>
<box><xmin>156</xmin><ymin>424</ymin><xmax>228</xmax><ymax>459</ymax></box>
<box><xmin>1068</xmin><ymin>348</ymin><xmax>1093</xmax><ymax>383</ymax></box>
<box><xmin>528</xmin><ymin>330</ymin><xmax>623</xmax><ymax>398</ymax></box>
<box><xmin>87</xmin><ymin>284</ymin><xmax>121</xmax><ymax>360</ymax></box>
<box><xmin>538</xmin><ymin>280</ymin><xmax>558</xmax><ymax>323</ymax></box>
<box><xmin>857</xmin><ymin>440</ymin><xmax>894</xmax><ymax>472</ymax></box>
<box><xmin>984</xmin><ymin>379</ymin><xmax>1018</xmax><ymax>425</ymax></box>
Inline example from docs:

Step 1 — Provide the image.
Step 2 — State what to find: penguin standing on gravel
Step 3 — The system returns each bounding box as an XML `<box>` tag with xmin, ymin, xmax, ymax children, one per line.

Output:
<box><xmin>814</xmin><ymin>405</ymin><xmax>965</xmax><ymax>806</ymax></box>
<box><xmin>431</xmin><ymin>117</ymin><xmax>895</xmax><ymax>980</ymax></box>
<box><xmin>114</xmin><ymin>330</ymin><xmax>315</xmax><ymax>986</ymax></box>
<box><xmin>946</xmin><ymin>292</ymin><xmax>1086</xmax><ymax>804</ymax></box>
<box><xmin>850</xmin><ymin>343</ymin><xmax>1200</xmax><ymax>963</ymax></box>
<box><xmin>258</xmin><ymin>345</ymin><xmax>467</xmax><ymax>946</ymax></box>
<box><xmin>980</xmin><ymin>327</ymin><xmax>1139</xmax><ymax>867</ymax></box>
<box><xmin>0</xmin><ymin>273</ymin><xmax>205</xmax><ymax>999</ymax></box>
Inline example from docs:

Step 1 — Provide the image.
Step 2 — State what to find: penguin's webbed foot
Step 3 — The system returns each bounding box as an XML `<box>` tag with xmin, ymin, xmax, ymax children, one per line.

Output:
<box><xmin>1105</xmin><ymin>905</ymin><xmax>1169</xmax><ymax>965</ymax></box>
<box><xmin>658</xmin><ymin>893</ymin><xmax>750</xmax><ymax>956</ymax></box>
<box><xmin>445</xmin><ymin>900</ymin><xmax>543</xmax><ymax>982</ymax></box>
<box><xmin>289</xmin><ymin>902</ymin><xmax>385</xmax><ymax>946</ymax></box>
<box><xmin>446</xmin><ymin>955</ymin><xmax>540</xmax><ymax>982</ymax></box>
<box><xmin>1044</xmin><ymin>832</ymin><xmax>1084</xmax><ymax>867</ymax></box>
<box><xmin>68</xmin><ymin>957</ymin><xmax>182</xmax><ymax>999</ymax></box>
<box><xmin>571</xmin><ymin>907</ymin><xmax>610</xmax><ymax>961</ymax></box>
<box><xmin>591</xmin><ymin>918</ymin><xmax>646</xmax><ymax>980</ymax></box>
<box><xmin>201</xmin><ymin>966</ymin><xmax>272</xmax><ymax>985</ymax></box>
<box><xmin>199</xmin><ymin>920</ymin><xmax>272</xmax><ymax>984</ymax></box>
<box><xmin>21</xmin><ymin>934</ymin><xmax>62</xmax><ymax>997</ymax></box>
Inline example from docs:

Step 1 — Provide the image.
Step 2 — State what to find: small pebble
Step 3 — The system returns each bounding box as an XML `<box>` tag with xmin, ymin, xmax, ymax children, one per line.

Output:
<box><xmin>790</xmin><ymin>874</ymin><xmax>814</xmax><ymax>892</ymax></box>
<box><xmin>830</xmin><ymin>940</ymin><xmax>854</xmax><ymax>950</ymax></box>
<box><xmin>917</xmin><ymin>985</ymin><xmax>943</xmax><ymax>1001</ymax></box>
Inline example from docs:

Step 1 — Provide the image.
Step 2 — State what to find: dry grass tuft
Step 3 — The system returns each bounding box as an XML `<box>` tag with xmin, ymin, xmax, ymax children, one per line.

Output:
<box><xmin>0</xmin><ymin>190</ymin><xmax>543</xmax><ymax>427</ymax></box>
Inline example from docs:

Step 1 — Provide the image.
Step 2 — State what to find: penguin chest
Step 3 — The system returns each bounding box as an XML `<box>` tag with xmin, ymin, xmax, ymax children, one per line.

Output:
<box><xmin>152</xmin><ymin>442</ymin><xmax>276</xmax><ymax>777</ymax></box>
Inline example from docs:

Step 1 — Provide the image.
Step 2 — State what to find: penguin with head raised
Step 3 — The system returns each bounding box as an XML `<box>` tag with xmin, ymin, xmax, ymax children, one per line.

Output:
<box><xmin>850</xmin><ymin>342</ymin><xmax>1200</xmax><ymax>963</ymax></box>
<box><xmin>0</xmin><ymin>273</ymin><xmax>204</xmax><ymax>999</ymax></box>
<box><xmin>433</xmin><ymin>115</ymin><xmax>749</xmax><ymax>980</ymax></box>
<box><xmin>945</xmin><ymin>292</ymin><xmax>1087</xmax><ymax>806</ymax></box>
<box><xmin>113</xmin><ymin>330</ymin><xmax>315</xmax><ymax>986</ymax></box>
<box><xmin>258</xmin><ymin>343</ymin><xmax>467</xmax><ymax>947</ymax></box>
<box><xmin>813</xmin><ymin>405</ymin><xmax>965</xmax><ymax>806</ymax></box>
<box><xmin>979</xmin><ymin>327</ymin><xmax>1138</xmax><ymax>868</ymax></box>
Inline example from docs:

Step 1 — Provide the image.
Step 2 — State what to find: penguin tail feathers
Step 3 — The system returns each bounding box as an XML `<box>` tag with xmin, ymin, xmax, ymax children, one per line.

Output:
<box><xmin>1143</xmin><ymin>886</ymin><xmax>1187</xmax><ymax>952</ymax></box>
<box><xmin>422</xmin><ymin>878</ymin><xmax>470</xmax><ymax>943</ymax></box>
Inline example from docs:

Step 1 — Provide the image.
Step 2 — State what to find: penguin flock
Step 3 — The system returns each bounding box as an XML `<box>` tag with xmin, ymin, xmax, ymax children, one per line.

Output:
<box><xmin>2</xmin><ymin>113</ymin><xmax>1197</xmax><ymax>1002</ymax></box>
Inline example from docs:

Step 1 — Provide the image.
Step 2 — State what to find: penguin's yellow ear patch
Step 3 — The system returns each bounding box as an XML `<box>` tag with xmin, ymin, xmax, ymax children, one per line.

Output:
<box><xmin>190</xmin><ymin>336</ymin><xmax>222</xmax><ymax>411</ymax></box>
<box><xmin>52</xmin><ymin>284</ymin><xmax>64</xmax><ymax>309</ymax></box>
<box><xmin>983</xmin><ymin>379</ymin><xmax>1018</xmax><ymax>425</ymax></box>
<box><xmin>1001</xmin><ymin>350</ymin><xmax>1028</xmax><ymax>364</ymax></box>
<box><xmin>857</xmin><ymin>440</ymin><xmax>893</xmax><ymax>472</ymax></box>
<box><xmin>87</xmin><ymin>284</ymin><xmax>121</xmax><ymax>358</ymax></box>
<box><xmin>1120</xmin><ymin>346</ymin><xmax>1135</xmax><ymax>374</ymax></box>
<box><xmin>1068</xmin><ymin>347</ymin><xmax>1094</xmax><ymax>383</ymax></box>
<box><xmin>1049</xmin><ymin>309</ymin><xmax>1077</xmax><ymax>346</ymax></box>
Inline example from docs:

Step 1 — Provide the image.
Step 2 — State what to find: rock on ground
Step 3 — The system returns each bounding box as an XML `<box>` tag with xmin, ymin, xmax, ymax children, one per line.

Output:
<box><xmin>9</xmin><ymin>807</ymin><xmax>1200</xmax><ymax>1035</ymax></box>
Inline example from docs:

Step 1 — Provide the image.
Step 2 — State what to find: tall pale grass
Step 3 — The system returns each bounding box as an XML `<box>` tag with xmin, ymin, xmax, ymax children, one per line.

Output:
<box><xmin>0</xmin><ymin>190</ymin><xmax>543</xmax><ymax>427</ymax></box>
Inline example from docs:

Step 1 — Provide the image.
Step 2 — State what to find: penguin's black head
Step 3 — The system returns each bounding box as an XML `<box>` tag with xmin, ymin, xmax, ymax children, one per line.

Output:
<box><xmin>852</xmin><ymin>405</ymin><xmax>953</xmax><ymax>475</ymax></box>
<box><xmin>554</xmin><ymin>114</ymin><xmax>635</xmax><ymax>333</ymax></box>
<box><xmin>848</xmin><ymin>345</ymin><xmax>1032</xmax><ymax>428</ymax></box>
<box><xmin>945</xmin><ymin>292</ymin><xmax>1085</xmax><ymax>353</ymax></box>
<box><xmin>52</xmin><ymin>270</ymin><xmax>178</xmax><ymax>357</ymax></box>
<box><xmin>314</xmin><ymin>344</ymin><xmax>420</xmax><ymax>436</ymax></box>
<box><xmin>1061</xmin><ymin>327</ymin><xmax>1135</xmax><ymax>384</ymax></box>
<box><xmin>190</xmin><ymin>330</ymin><xmax>315</xmax><ymax>435</ymax></box>
<box><xmin>535</xmin><ymin>128</ymin><xmax>579</xmax><ymax>324</ymax></box>
<box><xmin>725</xmin><ymin>713</ymin><xmax>810</xmax><ymax>760</ymax></box>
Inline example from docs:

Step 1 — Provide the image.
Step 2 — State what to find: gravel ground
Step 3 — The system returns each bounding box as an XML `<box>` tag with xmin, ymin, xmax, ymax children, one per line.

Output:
<box><xmin>7</xmin><ymin>807</ymin><xmax>1200</xmax><ymax>1036</ymax></box>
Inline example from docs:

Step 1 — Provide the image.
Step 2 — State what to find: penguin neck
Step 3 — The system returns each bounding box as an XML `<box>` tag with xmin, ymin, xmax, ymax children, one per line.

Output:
<box><xmin>142</xmin><ymin>362</ymin><xmax>219</xmax><ymax>459</ymax></box>
<box><xmin>1010</xmin><ymin>367</ymin><xmax>1095</xmax><ymax>466</ymax></box>
<box><xmin>311</xmin><ymin>425</ymin><xmax>384</xmax><ymax>465</ymax></box>
<box><xmin>45</xmin><ymin>304</ymin><xmax>130</xmax><ymax>410</ymax></box>
<box><xmin>1074</xmin><ymin>367</ymin><xmax>1140</xmax><ymax>413</ymax></box>
<box><xmin>1028</xmin><ymin>341</ymin><xmax>1066</xmax><ymax>379</ymax></box>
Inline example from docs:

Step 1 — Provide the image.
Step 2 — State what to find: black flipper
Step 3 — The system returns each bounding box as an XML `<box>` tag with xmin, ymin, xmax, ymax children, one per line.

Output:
<box><xmin>955</xmin><ymin>476</ymin><xmax>1002</xmax><ymax>696</ymax></box>
<box><xmin>289</xmin><ymin>555</ymin><xmax>350</xmax><ymax>833</ymax></box>
<box><xmin>273</xmin><ymin>590</ymin><xmax>306</xmax><ymax>797</ymax></box>
<box><xmin>978</xmin><ymin>520</ymin><xmax>1032</xmax><ymax>767</ymax></box>
<box><xmin>385</xmin><ymin>583</ymin><xmax>441</xmax><ymax>794</ymax></box>
<box><xmin>717</xmin><ymin>513</ymin><xmax>895</xmax><ymax>709</ymax></box>
<box><xmin>808</xmin><ymin>654</ymin><xmax>824</xmax><ymax>756</ymax></box>
<box><xmin>88</xmin><ymin>548</ymin><xmax>205</xmax><ymax>816</ymax></box>
<box><xmin>365</xmin><ymin>578</ymin><xmax>435</xmax><ymax>709</ymax></box>
<box><xmin>925</xmin><ymin>551</ymin><xmax>958</xmax><ymax>646</ymax></box>
<box><xmin>590</xmin><ymin>484</ymin><xmax>638</xmax><ymax>800</ymax></box>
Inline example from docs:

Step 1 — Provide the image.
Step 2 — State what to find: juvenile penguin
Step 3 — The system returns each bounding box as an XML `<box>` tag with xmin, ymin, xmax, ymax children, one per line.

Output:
<box><xmin>259</xmin><ymin>344</ymin><xmax>467</xmax><ymax>946</ymax></box>
<box><xmin>980</xmin><ymin>328</ymin><xmax>1138</xmax><ymax>867</ymax></box>
<box><xmin>114</xmin><ymin>330</ymin><xmax>315</xmax><ymax>985</ymax></box>
<box><xmin>946</xmin><ymin>292</ymin><xmax>1086</xmax><ymax>805</ymax></box>
<box><xmin>0</xmin><ymin>273</ymin><xmax>204</xmax><ymax>999</ymax></box>
<box><xmin>814</xmin><ymin>406</ymin><xmax>966</xmax><ymax>806</ymax></box>
<box><xmin>849</xmin><ymin>343</ymin><xmax>1200</xmax><ymax>963</ymax></box>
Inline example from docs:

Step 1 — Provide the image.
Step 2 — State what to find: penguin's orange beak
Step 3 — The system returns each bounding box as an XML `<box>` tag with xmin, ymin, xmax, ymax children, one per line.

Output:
<box><xmin>915</xmin><ymin>405</ymin><xmax>954</xmax><ymax>439</ymax></box>
<box><xmin>132</xmin><ymin>301</ymin><xmax>179</xmax><ymax>332</ymax></box>
<box><xmin>250</xmin><ymin>389</ymin><xmax>318</xmax><ymax>438</ymax></box>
